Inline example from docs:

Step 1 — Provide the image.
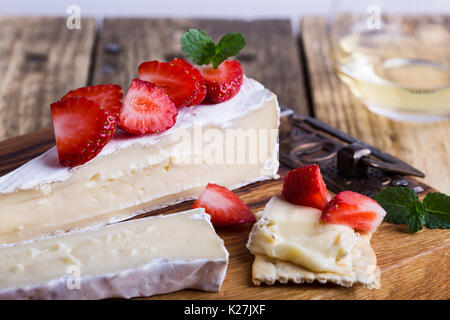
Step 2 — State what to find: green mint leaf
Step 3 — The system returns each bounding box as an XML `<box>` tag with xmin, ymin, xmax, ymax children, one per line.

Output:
<box><xmin>374</xmin><ymin>187</ymin><xmax>418</xmax><ymax>224</ymax></box>
<box><xmin>212</xmin><ymin>32</ymin><xmax>246</xmax><ymax>68</ymax></box>
<box><xmin>181</xmin><ymin>29</ymin><xmax>247</xmax><ymax>68</ymax></box>
<box><xmin>181</xmin><ymin>29</ymin><xmax>215</xmax><ymax>65</ymax></box>
<box><xmin>405</xmin><ymin>200</ymin><xmax>426</xmax><ymax>233</ymax></box>
<box><xmin>423</xmin><ymin>192</ymin><xmax>450</xmax><ymax>229</ymax></box>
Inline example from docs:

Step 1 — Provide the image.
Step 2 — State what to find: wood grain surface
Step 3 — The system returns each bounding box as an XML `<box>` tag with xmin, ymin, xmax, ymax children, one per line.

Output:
<box><xmin>0</xmin><ymin>17</ymin><xmax>96</xmax><ymax>141</ymax></box>
<box><xmin>0</xmin><ymin>16</ymin><xmax>448</xmax><ymax>300</ymax></box>
<box><xmin>300</xmin><ymin>16</ymin><xmax>450</xmax><ymax>194</ymax></box>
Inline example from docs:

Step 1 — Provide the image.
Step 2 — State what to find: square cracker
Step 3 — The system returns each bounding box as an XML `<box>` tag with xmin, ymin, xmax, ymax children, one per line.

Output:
<box><xmin>251</xmin><ymin>232</ymin><xmax>380</xmax><ymax>289</ymax></box>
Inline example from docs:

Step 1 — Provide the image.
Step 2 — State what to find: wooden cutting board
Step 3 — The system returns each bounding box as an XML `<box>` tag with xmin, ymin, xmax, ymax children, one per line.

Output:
<box><xmin>0</xmin><ymin>129</ymin><xmax>448</xmax><ymax>300</ymax></box>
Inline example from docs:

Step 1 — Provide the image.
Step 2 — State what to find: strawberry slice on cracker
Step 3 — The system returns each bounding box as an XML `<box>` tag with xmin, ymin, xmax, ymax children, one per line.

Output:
<box><xmin>282</xmin><ymin>164</ymin><xmax>331</xmax><ymax>210</ymax></box>
<box><xmin>322</xmin><ymin>191</ymin><xmax>386</xmax><ymax>233</ymax></box>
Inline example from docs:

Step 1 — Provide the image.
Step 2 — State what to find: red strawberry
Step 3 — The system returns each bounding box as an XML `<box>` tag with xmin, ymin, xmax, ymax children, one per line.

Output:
<box><xmin>193</xmin><ymin>183</ymin><xmax>255</xmax><ymax>227</ymax></box>
<box><xmin>138</xmin><ymin>60</ymin><xmax>203</xmax><ymax>108</ymax></box>
<box><xmin>322</xmin><ymin>191</ymin><xmax>386</xmax><ymax>233</ymax></box>
<box><xmin>50</xmin><ymin>97</ymin><xmax>116</xmax><ymax>167</ymax></box>
<box><xmin>198</xmin><ymin>60</ymin><xmax>244</xmax><ymax>104</ymax></box>
<box><xmin>281</xmin><ymin>164</ymin><xmax>331</xmax><ymax>210</ymax></box>
<box><xmin>169</xmin><ymin>58</ymin><xmax>206</xmax><ymax>105</ymax></box>
<box><xmin>61</xmin><ymin>84</ymin><xmax>123</xmax><ymax>121</ymax></box>
<box><xmin>119</xmin><ymin>79</ymin><xmax>178</xmax><ymax>135</ymax></box>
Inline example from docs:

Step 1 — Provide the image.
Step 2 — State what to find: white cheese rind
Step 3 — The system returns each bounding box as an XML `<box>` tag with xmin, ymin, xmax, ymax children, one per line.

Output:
<box><xmin>0</xmin><ymin>210</ymin><xmax>229</xmax><ymax>300</ymax></box>
<box><xmin>0</xmin><ymin>77</ymin><xmax>279</xmax><ymax>193</ymax></box>
<box><xmin>0</xmin><ymin>258</ymin><xmax>227</xmax><ymax>300</ymax></box>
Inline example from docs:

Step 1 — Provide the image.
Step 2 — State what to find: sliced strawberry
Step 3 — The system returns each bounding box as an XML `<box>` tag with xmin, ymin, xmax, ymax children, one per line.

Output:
<box><xmin>169</xmin><ymin>58</ymin><xmax>206</xmax><ymax>105</ymax></box>
<box><xmin>138</xmin><ymin>60</ymin><xmax>202</xmax><ymax>108</ymax></box>
<box><xmin>119</xmin><ymin>79</ymin><xmax>178</xmax><ymax>135</ymax></box>
<box><xmin>193</xmin><ymin>183</ymin><xmax>255</xmax><ymax>227</ymax></box>
<box><xmin>50</xmin><ymin>97</ymin><xmax>116</xmax><ymax>167</ymax></box>
<box><xmin>281</xmin><ymin>164</ymin><xmax>331</xmax><ymax>210</ymax></box>
<box><xmin>198</xmin><ymin>60</ymin><xmax>244</xmax><ymax>104</ymax></box>
<box><xmin>61</xmin><ymin>84</ymin><xmax>123</xmax><ymax>121</ymax></box>
<box><xmin>322</xmin><ymin>191</ymin><xmax>386</xmax><ymax>233</ymax></box>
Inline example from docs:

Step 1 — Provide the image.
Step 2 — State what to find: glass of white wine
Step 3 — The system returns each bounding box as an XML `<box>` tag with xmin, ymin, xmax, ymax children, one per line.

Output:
<box><xmin>328</xmin><ymin>0</ymin><xmax>450</xmax><ymax>122</ymax></box>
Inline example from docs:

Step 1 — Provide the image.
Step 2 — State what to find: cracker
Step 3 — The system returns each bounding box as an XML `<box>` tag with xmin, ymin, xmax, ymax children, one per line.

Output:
<box><xmin>251</xmin><ymin>232</ymin><xmax>380</xmax><ymax>289</ymax></box>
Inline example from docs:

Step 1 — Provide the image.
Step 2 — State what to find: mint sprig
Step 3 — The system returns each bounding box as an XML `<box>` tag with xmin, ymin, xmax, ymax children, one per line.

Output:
<box><xmin>181</xmin><ymin>29</ymin><xmax>246</xmax><ymax>69</ymax></box>
<box><xmin>374</xmin><ymin>187</ymin><xmax>450</xmax><ymax>233</ymax></box>
<box><xmin>423</xmin><ymin>192</ymin><xmax>450</xmax><ymax>228</ymax></box>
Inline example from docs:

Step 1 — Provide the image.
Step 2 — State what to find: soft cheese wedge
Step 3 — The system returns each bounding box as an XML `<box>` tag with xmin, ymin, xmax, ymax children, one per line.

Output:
<box><xmin>0</xmin><ymin>77</ymin><xmax>279</xmax><ymax>243</ymax></box>
<box><xmin>0</xmin><ymin>209</ymin><xmax>228</xmax><ymax>299</ymax></box>
<box><xmin>247</xmin><ymin>197</ymin><xmax>380</xmax><ymax>289</ymax></box>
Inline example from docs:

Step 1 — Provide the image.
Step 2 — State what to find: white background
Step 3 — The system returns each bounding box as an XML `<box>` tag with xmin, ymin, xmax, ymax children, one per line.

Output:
<box><xmin>2</xmin><ymin>0</ymin><xmax>449</xmax><ymax>33</ymax></box>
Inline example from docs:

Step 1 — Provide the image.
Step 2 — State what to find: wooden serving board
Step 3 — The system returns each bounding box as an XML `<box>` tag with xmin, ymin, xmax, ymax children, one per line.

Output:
<box><xmin>0</xmin><ymin>129</ymin><xmax>448</xmax><ymax>300</ymax></box>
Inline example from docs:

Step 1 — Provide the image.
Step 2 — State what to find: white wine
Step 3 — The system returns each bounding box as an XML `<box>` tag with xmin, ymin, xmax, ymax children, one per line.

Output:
<box><xmin>332</xmin><ymin>23</ymin><xmax>450</xmax><ymax>121</ymax></box>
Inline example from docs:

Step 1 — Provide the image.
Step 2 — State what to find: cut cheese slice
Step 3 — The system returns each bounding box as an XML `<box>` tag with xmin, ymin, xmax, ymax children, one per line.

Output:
<box><xmin>247</xmin><ymin>197</ymin><xmax>380</xmax><ymax>288</ymax></box>
<box><xmin>0</xmin><ymin>209</ymin><xmax>229</xmax><ymax>299</ymax></box>
<box><xmin>0</xmin><ymin>77</ymin><xmax>279</xmax><ymax>244</ymax></box>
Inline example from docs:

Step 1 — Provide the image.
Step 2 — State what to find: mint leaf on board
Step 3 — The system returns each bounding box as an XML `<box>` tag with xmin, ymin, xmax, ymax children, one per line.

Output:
<box><xmin>374</xmin><ymin>187</ymin><xmax>418</xmax><ymax>224</ymax></box>
<box><xmin>406</xmin><ymin>200</ymin><xmax>426</xmax><ymax>233</ymax></box>
<box><xmin>212</xmin><ymin>32</ymin><xmax>246</xmax><ymax>68</ymax></box>
<box><xmin>181</xmin><ymin>29</ymin><xmax>215</xmax><ymax>65</ymax></box>
<box><xmin>374</xmin><ymin>187</ymin><xmax>450</xmax><ymax>233</ymax></box>
<box><xmin>423</xmin><ymin>192</ymin><xmax>450</xmax><ymax>229</ymax></box>
<box><xmin>181</xmin><ymin>29</ymin><xmax>247</xmax><ymax>69</ymax></box>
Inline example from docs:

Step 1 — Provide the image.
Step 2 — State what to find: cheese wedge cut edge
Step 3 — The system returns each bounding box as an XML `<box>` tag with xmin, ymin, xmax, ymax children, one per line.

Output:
<box><xmin>0</xmin><ymin>209</ymin><xmax>229</xmax><ymax>299</ymax></box>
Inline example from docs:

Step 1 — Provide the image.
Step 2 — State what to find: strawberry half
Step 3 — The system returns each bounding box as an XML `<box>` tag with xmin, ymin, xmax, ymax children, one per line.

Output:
<box><xmin>193</xmin><ymin>183</ymin><xmax>255</xmax><ymax>227</ymax></box>
<box><xmin>61</xmin><ymin>84</ymin><xmax>123</xmax><ymax>121</ymax></box>
<box><xmin>199</xmin><ymin>60</ymin><xmax>244</xmax><ymax>104</ymax></box>
<box><xmin>281</xmin><ymin>164</ymin><xmax>331</xmax><ymax>210</ymax></box>
<box><xmin>169</xmin><ymin>58</ymin><xmax>206</xmax><ymax>106</ymax></box>
<box><xmin>138</xmin><ymin>60</ymin><xmax>203</xmax><ymax>108</ymax></box>
<box><xmin>119</xmin><ymin>79</ymin><xmax>178</xmax><ymax>135</ymax></box>
<box><xmin>322</xmin><ymin>191</ymin><xmax>386</xmax><ymax>233</ymax></box>
<box><xmin>50</xmin><ymin>97</ymin><xmax>116</xmax><ymax>167</ymax></box>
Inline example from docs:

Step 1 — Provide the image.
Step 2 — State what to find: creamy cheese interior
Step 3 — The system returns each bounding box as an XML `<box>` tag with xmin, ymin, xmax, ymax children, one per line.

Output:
<box><xmin>0</xmin><ymin>78</ymin><xmax>279</xmax><ymax>244</ymax></box>
<box><xmin>247</xmin><ymin>197</ymin><xmax>356</xmax><ymax>275</ymax></box>
<box><xmin>0</xmin><ymin>209</ymin><xmax>228</xmax><ymax>291</ymax></box>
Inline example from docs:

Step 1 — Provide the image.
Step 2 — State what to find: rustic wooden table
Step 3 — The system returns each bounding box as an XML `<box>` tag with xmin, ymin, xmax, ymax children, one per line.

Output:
<box><xmin>0</xmin><ymin>16</ymin><xmax>448</xmax><ymax>300</ymax></box>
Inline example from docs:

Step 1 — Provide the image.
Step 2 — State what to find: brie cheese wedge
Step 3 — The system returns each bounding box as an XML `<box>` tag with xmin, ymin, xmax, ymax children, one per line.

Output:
<box><xmin>0</xmin><ymin>209</ymin><xmax>228</xmax><ymax>299</ymax></box>
<box><xmin>247</xmin><ymin>197</ymin><xmax>380</xmax><ymax>289</ymax></box>
<box><xmin>0</xmin><ymin>77</ymin><xmax>280</xmax><ymax>243</ymax></box>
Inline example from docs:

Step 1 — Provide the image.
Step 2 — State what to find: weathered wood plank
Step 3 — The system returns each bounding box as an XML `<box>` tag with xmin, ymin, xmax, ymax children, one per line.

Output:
<box><xmin>91</xmin><ymin>18</ymin><xmax>309</xmax><ymax>115</ymax></box>
<box><xmin>0</xmin><ymin>16</ymin><xmax>96</xmax><ymax>141</ymax></box>
<box><xmin>300</xmin><ymin>16</ymin><xmax>450</xmax><ymax>194</ymax></box>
